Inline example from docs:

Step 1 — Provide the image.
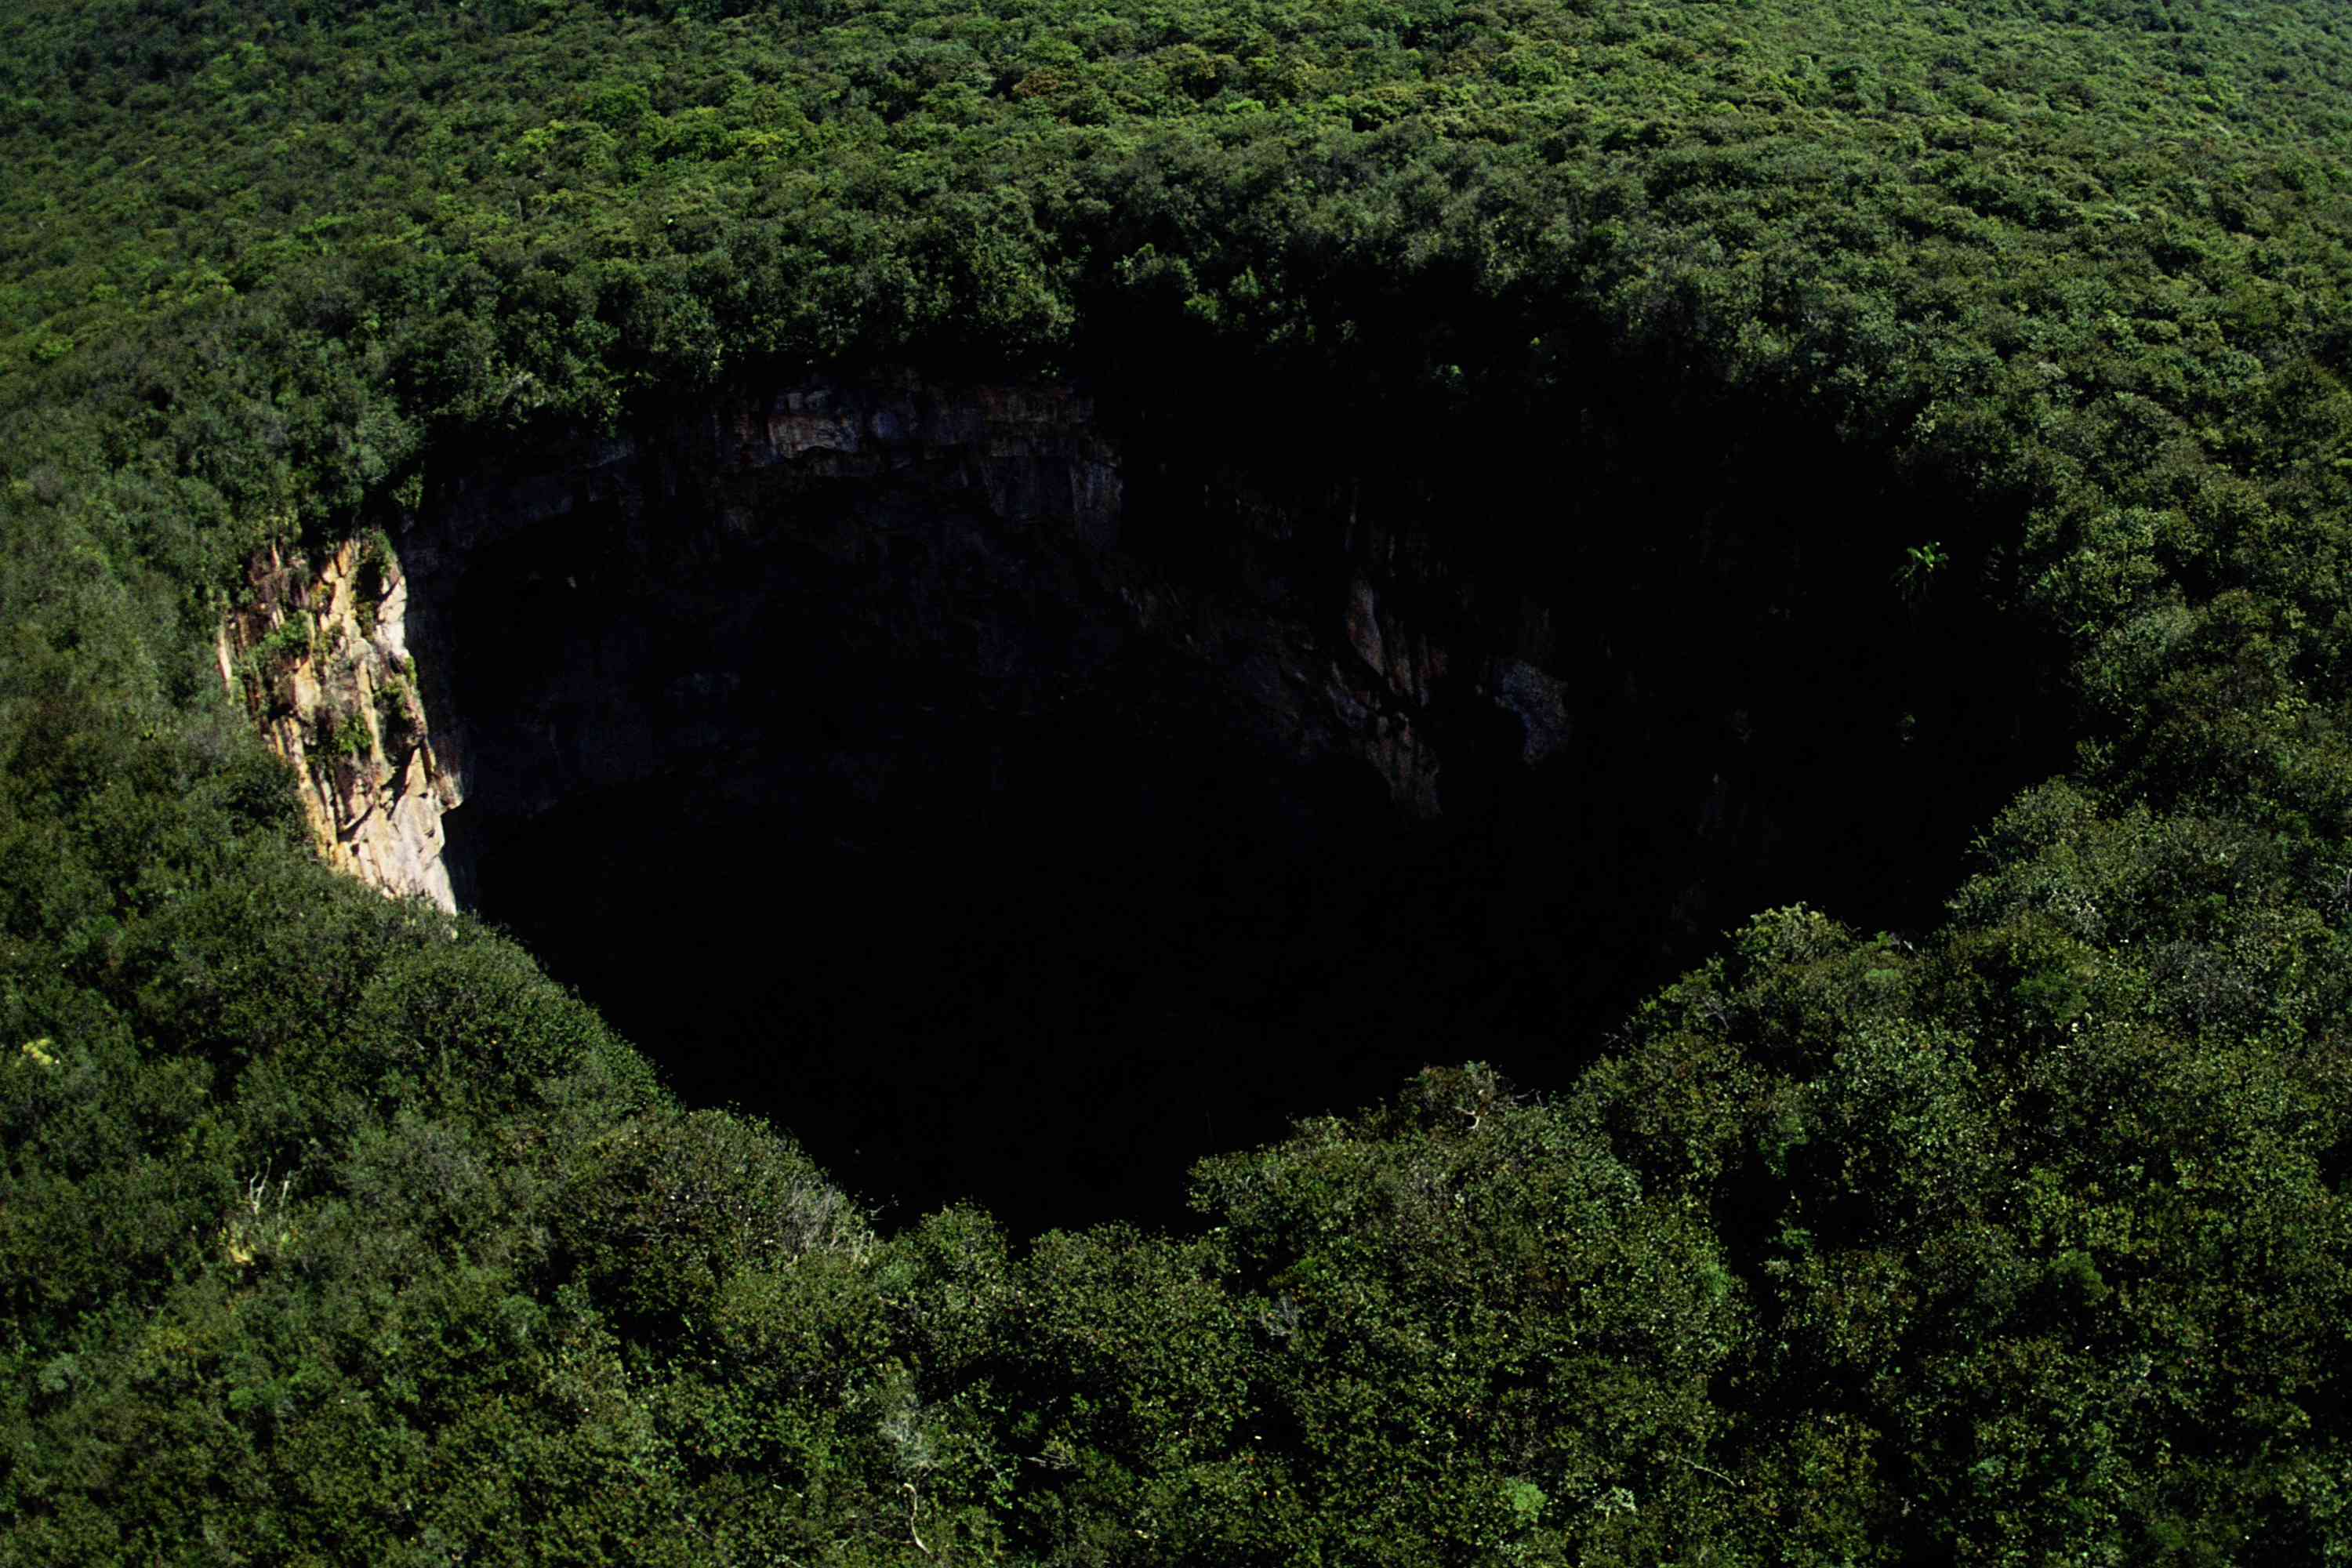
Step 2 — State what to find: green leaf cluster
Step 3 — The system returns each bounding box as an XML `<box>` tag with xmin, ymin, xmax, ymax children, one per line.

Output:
<box><xmin>4</xmin><ymin>0</ymin><xmax>2352</xmax><ymax>1558</ymax></box>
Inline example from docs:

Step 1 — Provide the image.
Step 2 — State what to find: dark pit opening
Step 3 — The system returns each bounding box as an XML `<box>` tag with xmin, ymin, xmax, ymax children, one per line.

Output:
<box><xmin>416</xmin><ymin>367</ymin><xmax>2063</xmax><ymax>1233</ymax></box>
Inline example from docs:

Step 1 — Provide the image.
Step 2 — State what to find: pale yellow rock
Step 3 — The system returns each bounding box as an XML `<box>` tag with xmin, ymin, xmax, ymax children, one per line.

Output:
<box><xmin>220</xmin><ymin>538</ymin><xmax>461</xmax><ymax>911</ymax></box>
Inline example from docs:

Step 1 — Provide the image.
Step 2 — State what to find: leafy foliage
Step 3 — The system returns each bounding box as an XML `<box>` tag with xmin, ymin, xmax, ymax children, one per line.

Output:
<box><xmin>3</xmin><ymin>0</ymin><xmax>2351</xmax><ymax>1559</ymax></box>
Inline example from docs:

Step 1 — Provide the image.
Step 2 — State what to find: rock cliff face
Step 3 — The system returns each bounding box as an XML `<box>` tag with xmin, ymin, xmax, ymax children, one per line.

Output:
<box><xmin>386</xmin><ymin>372</ymin><xmax>1570</xmax><ymax>836</ymax></box>
<box><xmin>220</xmin><ymin>536</ymin><xmax>462</xmax><ymax>910</ymax></box>
<box><xmin>382</xmin><ymin>372</ymin><xmax>1671</xmax><ymax>848</ymax></box>
<box><xmin>234</xmin><ymin>366</ymin><xmax>2045</xmax><ymax>1225</ymax></box>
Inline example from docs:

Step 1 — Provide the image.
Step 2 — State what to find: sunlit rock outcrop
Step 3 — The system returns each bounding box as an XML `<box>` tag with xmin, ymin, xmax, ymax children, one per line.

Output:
<box><xmin>220</xmin><ymin>535</ymin><xmax>462</xmax><ymax>910</ymax></box>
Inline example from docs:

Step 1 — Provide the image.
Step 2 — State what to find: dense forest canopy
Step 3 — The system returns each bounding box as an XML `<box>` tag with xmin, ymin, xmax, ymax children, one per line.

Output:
<box><xmin>3</xmin><ymin>0</ymin><xmax>2351</xmax><ymax>1559</ymax></box>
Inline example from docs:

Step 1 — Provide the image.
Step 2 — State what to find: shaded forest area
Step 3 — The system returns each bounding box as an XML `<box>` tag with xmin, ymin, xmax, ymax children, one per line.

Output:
<box><xmin>5</xmin><ymin>0</ymin><xmax>2352</xmax><ymax>1559</ymax></box>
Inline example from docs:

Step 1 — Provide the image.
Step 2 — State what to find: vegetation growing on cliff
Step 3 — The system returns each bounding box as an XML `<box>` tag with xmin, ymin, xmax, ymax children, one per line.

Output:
<box><xmin>3</xmin><ymin>0</ymin><xmax>2351</xmax><ymax>1559</ymax></box>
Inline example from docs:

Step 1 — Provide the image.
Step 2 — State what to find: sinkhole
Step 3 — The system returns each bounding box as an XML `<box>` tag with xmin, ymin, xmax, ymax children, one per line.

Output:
<box><xmin>396</xmin><ymin>365</ymin><xmax>2063</xmax><ymax>1232</ymax></box>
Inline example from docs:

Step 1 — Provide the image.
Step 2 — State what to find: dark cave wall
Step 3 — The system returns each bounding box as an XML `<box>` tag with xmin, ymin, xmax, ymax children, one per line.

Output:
<box><xmin>380</xmin><ymin>367</ymin><xmax>2046</xmax><ymax>1225</ymax></box>
<box><xmin>399</xmin><ymin>369</ymin><xmax>1867</xmax><ymax>873</ymax></box>
<box><xmin>403</xmin><ymin>372</ymin><xmax>1581</xmax><ymax>840</ymax></box>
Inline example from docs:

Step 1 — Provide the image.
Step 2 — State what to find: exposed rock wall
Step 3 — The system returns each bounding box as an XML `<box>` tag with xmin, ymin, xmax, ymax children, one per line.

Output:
<box><xmin>220</xmin><ymin>368</ymin><xmax>2042</xmax><ymax>1223</ymax></box>
<box><xmin>219</xmin><ymin>536</ymin><xmax>461</xmax><ymax>910</ymax></box>
<box><xmin>380</xmin><ymin>371</ymin><xmax>1588</xmax><ymax>837</ymax></box>
<box><xmin>235</xmin><ymin>368</ymin><xmax>1989</xmax><ymax>953</ymax></box>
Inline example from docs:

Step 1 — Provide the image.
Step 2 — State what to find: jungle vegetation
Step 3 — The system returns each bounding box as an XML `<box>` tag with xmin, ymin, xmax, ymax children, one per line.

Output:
<box><xmin>4</xmin><ymin>0</ymin><xmax>2352</xmax><ymax>1559</ymax></box>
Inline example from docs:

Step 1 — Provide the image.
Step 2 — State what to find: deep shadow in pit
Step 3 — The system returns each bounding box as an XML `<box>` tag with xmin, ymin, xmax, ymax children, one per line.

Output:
<box><xmin>432</xmin><ymin>365</ymin><xmax>2067</xmax><ymax>1235</ymax></box>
